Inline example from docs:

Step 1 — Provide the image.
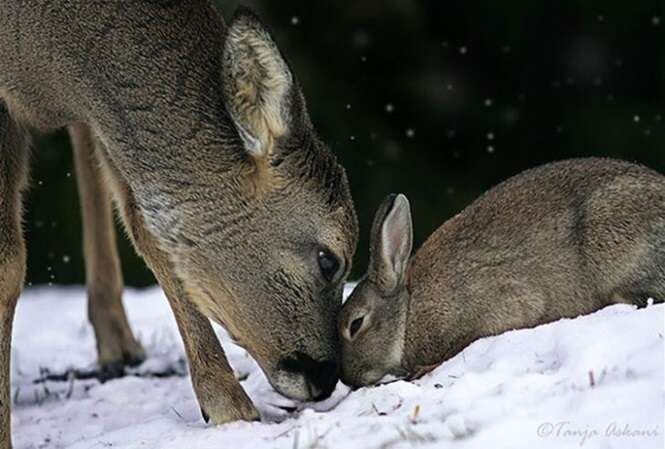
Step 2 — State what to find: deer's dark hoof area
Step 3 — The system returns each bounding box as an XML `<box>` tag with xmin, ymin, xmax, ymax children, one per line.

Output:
<box><xmin>123</xmin><ymin>352</ymin><xmax>146</xmax><ymax>368</ymax></box>
<box><xmin>200</xmin><ymin>407</ymin><xmax>210</xmax><ymax>423</ymax></box>
<box><xmin>99</xmin><ymin>361</ymin><xmax>126</xmax><ymax>383</ymax></box>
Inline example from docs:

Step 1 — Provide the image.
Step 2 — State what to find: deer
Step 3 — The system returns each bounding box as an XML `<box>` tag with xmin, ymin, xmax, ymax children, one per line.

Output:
<box><xmin>0</xmin><ymin>2</ymin><xmax>358</xmax><ymax>447</ymax></box>
<box><xmin>338</xmin><ymin>158</ymin><xmax>665</xmax><ymax>387</ymax></box>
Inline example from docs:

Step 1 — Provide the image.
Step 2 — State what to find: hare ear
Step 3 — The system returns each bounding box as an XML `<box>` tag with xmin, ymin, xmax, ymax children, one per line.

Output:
<box><xmin>369</xmin><ymin>194</ymin><xmax>413</xmax><ymax>292</ymax></box>
<box><xmin>222</xmin><ymin>7</ymin><xmax>295</xmax><ymax>159</ymax></box>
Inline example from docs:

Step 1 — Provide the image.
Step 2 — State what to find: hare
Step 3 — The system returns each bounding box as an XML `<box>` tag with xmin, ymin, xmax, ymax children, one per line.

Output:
<box><xmin>338</xmin><ymin>157</ymin><xmax>665</xmax><ymax>387</ymax></box>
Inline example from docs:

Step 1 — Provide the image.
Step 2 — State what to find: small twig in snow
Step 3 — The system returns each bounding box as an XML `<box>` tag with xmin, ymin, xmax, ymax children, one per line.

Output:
<box><xmin>391</xmin><ymin>398</ymin><xmax>404</xmax><ymax>411</ymax></box>
<box><xmin>372</xmin><ymin>402</ymin><xmax>387</xmax><ymax>416</ymax></box>
<box><xmin>411</xmin><ymin>404</ymin><xmax>421</xmax><ymax>423</ymax></box>
<box><xmin>171</xmin><ymin>406</ymin><xmax>184</xmax><ymax>421</ymax></box>
<box><xmin>65</xmin><ymin>372</ymin><xmax>75</xmax><ymax>399</ymax></box>
<box><xmin>274</xmin><ymin>424</ymin><xmax>301</xmax><ymax>439</ymax></box>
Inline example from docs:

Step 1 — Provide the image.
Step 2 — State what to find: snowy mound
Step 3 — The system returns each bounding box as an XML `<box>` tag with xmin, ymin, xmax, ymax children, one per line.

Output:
<box><xmin>12</xmin><ymin>286</ymin><xmax>664</xmax><ymax>449</ymax></box>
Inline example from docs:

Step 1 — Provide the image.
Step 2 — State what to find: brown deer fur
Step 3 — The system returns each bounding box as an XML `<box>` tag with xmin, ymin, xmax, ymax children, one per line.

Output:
<box><xmin>0</xmin><ymin>3</ymin><xmax>358</xmax><ymax>447</ymax></box>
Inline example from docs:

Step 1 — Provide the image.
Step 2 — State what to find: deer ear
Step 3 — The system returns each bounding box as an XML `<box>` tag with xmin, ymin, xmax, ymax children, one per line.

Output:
<box><xmin>369</xmin><ymin>194</ymin><xmax>413</xmax><ymax>292</ymax></box>
<box><xmin>222</xmin><ymin>7</ymin><xmax>294</xmax><ymax>159</ymax></box>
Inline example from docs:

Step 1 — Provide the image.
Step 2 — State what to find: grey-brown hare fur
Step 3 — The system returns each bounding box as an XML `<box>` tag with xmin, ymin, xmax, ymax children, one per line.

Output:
<box><xmin>339</xmin><ymin>158</ymin><xmax>665</xmax><ymax>387</ymax></box>
<box><xmin>0</xmin><ymin>2</ymin><xmax>358</xmax><ymax>447</ymax></box>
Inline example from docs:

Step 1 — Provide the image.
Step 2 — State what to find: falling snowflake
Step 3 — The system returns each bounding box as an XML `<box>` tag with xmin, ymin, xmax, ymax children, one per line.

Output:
<box><xmin>290</xmin><ymin>16</ymin><xmax>300</xmax><ymax>26</ymax></box>
<box><xmin>385</xmin><ymin>103</ymin><xmax>395</xmax><ymax>113</ymax></box>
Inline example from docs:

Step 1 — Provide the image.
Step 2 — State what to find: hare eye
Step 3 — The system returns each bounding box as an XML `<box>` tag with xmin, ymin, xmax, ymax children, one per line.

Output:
<box><xmin>317</xmin><ymin>249</ymin><xmax>340</xmax><ymax>282</ymax></box>
<box><xmin>349</xmin><ymin>316</ymin><xmax>364</xmax><ymax>338</ymax></box>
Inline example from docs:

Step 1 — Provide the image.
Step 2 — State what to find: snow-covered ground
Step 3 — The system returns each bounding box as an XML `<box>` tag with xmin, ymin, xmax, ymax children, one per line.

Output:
<box><xmin>11</xmin><ymin>286</ymin><xmax>664</xmax><ymax>449</ymax></box>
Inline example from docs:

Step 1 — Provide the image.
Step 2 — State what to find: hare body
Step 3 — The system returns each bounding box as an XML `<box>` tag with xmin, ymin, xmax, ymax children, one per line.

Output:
<box><xmin>339</xmin><ymin>158</ymin><xmax>665</xmax><ymax>387</ymax></box>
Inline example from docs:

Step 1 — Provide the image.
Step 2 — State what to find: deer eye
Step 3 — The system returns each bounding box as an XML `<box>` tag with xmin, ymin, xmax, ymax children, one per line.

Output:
<box><xmin>317</xmin><ymin>249</ymin><xmax>340</xmax><ymax>282</ymax></box>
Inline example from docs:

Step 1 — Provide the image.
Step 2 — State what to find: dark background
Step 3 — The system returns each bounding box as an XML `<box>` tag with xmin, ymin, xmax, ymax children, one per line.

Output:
<box><xmin>25</xmin><ymin>0</ymin><xmax>664</xmax><ymax>287</ymax></box>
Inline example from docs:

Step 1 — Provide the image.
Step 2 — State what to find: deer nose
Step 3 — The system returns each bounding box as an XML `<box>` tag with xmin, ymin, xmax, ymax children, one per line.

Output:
<box><xmin>280</xmin><ymin>352</ymin><xmax>338</xmax><ymax>400</ymax></box>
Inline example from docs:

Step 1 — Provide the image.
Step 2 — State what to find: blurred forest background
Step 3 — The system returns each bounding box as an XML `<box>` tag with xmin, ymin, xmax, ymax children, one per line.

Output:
<box><xmin>26</xmin><ymin>0</ymin><xmax>664</xmax><ymax>286</ymax></box>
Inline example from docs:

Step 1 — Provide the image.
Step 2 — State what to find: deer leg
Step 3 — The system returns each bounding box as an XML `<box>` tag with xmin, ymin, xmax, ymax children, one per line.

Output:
<box><xmin>70</xmin><ymin>124</ymin><xmax>145</xmax><ymax>379</ymax></box>
<box><xmin>0</xmin><ymin>101</ymin><xmax>29</xmax><ymax>449</ymax></box>
<box><xmin>95</xmin><ymin>147</ymin><xmax>259</xmax><ymax>424</ymax></box>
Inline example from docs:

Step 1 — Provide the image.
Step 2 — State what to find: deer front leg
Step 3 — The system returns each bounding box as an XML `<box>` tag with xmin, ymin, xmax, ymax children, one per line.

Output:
<box><xmin>166</xmin><ymin>284</ymin><xmax>260</xmax><ymax>423</ymax></box>
<box><xmin>0</xmin><ymin>101</ymin><xmax>29</xmax><ymax>449</ymax></box>
<box><xmin>98</xmin><ymin>152</ymin><xmax>258</xmax><ymax>423</ymax></box>
<box><xmin>70</xmin><ymin>124</ymin><xmax>145</xmax><ymax>378</ymax></box>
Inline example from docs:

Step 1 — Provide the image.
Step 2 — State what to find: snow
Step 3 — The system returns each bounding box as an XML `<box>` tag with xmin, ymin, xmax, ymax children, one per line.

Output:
<box><xmin>11</xmin><ymin>285</ymin><xmax>664</xmax><ymax>449</ymax></box>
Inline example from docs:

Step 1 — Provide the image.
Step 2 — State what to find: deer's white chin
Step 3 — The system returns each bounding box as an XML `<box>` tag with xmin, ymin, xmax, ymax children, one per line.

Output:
<box><xmin>269</xmin><ymin>369</ymin><xmax>316</xmax><ymax>401</ymax></box>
